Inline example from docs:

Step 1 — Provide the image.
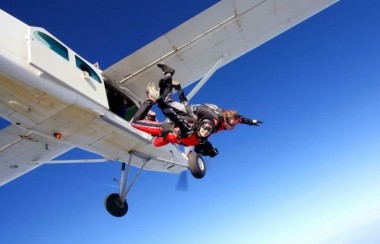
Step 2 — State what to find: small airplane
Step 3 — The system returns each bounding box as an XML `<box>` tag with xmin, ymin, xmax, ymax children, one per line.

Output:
<box><xmin>0</xmin><ymin>0</ymin><xmax>339</xmax><ymax>217</ymax></box>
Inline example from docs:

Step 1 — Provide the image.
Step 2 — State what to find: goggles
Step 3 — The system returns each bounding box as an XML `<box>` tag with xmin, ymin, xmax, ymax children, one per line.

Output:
<box><xmin>201</xmin><ymin>124</ymin><xmax>213</xmax><ymax>133</ymax></box>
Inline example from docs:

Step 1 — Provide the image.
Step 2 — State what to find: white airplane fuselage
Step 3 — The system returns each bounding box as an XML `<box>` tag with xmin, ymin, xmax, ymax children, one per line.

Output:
<box><xmin>0</xmin><ymin>9</ymin><xmax>187</xmax><ymax>185</ymax></box>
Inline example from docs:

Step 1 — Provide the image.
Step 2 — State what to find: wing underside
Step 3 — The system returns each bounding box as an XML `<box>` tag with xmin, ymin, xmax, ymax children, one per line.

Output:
<box><xmin>0</xmin><ymin>123</ymin><xmax>72</xmax><ymax>186</ymax></box>
<box><xmin>103</xmin><ymin>0</ymin><xmax>338</xmax><ymax>101</ymax></box>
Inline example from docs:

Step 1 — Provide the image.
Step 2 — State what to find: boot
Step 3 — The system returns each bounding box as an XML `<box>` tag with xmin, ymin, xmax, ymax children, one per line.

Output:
<box><xmin>157</xmin><ymin>63</ymin><xmax>175</xmax><ymax>75</ymax></box>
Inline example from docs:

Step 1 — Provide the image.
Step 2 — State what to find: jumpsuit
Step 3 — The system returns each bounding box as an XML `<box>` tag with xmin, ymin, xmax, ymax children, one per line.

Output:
<box><xmin>130</xmin><ymin>100</ymin><xmax>213</xmax><ymax>147</ymax></box>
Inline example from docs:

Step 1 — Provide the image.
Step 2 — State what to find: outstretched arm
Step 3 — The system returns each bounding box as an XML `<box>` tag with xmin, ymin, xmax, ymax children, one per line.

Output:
<box><xmin>238</xmin><ymin>115</ymin><xmax>263</xmax><ymax>126</ymax></box>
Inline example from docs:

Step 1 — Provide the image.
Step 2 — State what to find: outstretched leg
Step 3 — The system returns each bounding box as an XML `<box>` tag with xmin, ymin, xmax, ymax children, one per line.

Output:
<box><xmin>131</xmin><ymin>100</ymin><xmax>155</xmax><ymax>122</ymax></box>
<box><xmin>154</xmin><ymin>64</ymin><xmax>194</xmax><ymax>135</ymax></box>
<box><xmin>131</xmin><ymin>100</ymin><xmax>162</xmax><ymax>136</ymax></box>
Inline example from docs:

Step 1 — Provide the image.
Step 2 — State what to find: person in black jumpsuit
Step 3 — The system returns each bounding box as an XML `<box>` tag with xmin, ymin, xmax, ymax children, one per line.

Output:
<box><xmin>149</xmin><ymin>64</ymin><xmax>263</xmax><ymax>133</ymax></box>
<box><xmin>145</xmin><ymin>64</ymin><xmax>263</xmax><ymax>157</ymax></box>
<box><xmin>152</xmin><ymin>63</ymin><xmax>194</xmax><ymax>136</ymax></box>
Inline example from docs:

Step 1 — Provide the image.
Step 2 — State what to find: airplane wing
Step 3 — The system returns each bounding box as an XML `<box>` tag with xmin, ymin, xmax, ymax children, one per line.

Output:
<box><xmin>0</xmin><ymin>123</ymin><xmax>73</xmax><ymax>186</ymax></box>
<box><xmin>103</xmin><ymin>0</ymin><xmax>339</xmax><ymax>101</ymax></box>
<box><xmin>0</xmin><ymin>0</ymin><xmax>339</xmax><ymax>187</ymax></box>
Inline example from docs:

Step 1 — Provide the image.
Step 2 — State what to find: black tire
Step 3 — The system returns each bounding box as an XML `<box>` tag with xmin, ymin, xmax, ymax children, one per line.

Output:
<box><xmin>105</xmin><ymin>193</ymin><xmax>128</xmax><ymax>217</ymax></box>
<box><xmin>188</xmin><ymin>152</ymin><xmax>206</xmax><ymax>179</ymax></box>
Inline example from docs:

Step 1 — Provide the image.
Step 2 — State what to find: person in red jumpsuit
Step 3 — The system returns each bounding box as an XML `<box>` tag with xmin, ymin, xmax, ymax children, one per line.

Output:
<box><xmin>130</xmin><ymin>99</ymin><xmax>219</xmax><ymax>157</ymax></box>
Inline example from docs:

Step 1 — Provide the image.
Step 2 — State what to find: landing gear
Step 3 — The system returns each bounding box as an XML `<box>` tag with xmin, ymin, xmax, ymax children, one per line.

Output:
<box><xmin>105</xmin><ymin>193</ymin><xmax>128</xmax><ymax>217</ymax></box>
<box><xmin>104</xmin><ymin>150</ymin><xmax>205</xmax><ymax>217</ymax></box>
<box><xmin>104</xmin><ymin>151</ymin><xmax>149</xmax><ymax>217</ymax></box>
<box><xmin>188</xmin><ymin>151</ymin><xmax>206</xmax><ymax>179</ymax></box>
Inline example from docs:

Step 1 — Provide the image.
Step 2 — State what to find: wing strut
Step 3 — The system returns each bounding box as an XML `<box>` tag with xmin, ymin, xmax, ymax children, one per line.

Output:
<box><xmin>186</xmin><ymin>56</ymin><xmax>226</xmax><ymax>101</ymax></box>
<box><xmin>41</xmin><ymin>159</ymin><xmax>110</xmax><ymax>164</ymax></box>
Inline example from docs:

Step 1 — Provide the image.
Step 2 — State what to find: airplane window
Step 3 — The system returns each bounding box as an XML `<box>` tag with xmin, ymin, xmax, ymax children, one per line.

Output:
<box><xmin>75</xmin><ymin>56</ymin><xmax>102</xmax><ymax>83</ymax></box>
<box><xmin>34</xmin><ymin>31</ymin><xmax>69</xmax><ymax>60</ymax></box>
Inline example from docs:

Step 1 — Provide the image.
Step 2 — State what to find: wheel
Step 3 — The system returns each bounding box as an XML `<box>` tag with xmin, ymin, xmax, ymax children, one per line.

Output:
<box><xmin>105</xmin><ymin>193</ymin><xmax>128</xmax><ymax>217</ymax></box>
<box><xmin>188</xmin><ymin>152</ymin><xmax>206</xmax><ymax>179</ymax></box>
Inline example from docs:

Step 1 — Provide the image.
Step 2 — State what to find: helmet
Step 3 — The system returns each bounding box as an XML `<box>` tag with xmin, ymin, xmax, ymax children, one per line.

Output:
<box><xmin>196</xmin><ymin>117</ymin><xmax>215</xmax><ymax>138</ymax></box>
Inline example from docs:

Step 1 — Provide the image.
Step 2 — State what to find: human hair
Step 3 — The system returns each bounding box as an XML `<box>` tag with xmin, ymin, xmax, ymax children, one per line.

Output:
<box><xmin>222</xmin><ymin>110</ymin><xmax>238</xmax><ymax>122</ymax></box>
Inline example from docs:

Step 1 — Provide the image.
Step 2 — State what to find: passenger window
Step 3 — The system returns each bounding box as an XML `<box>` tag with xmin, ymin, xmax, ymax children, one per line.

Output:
<box><xmin>75</xmin><ymin>56</ymin><xmax>102</xmax><ymax>83</ymax></box>
<box><xmin>34</xmin><ymin>31</ymin><xmax>69</xmax><ymax>60</ymax></box>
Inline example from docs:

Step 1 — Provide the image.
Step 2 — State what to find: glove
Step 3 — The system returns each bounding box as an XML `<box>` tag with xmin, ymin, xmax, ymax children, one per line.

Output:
<box><xmin>160</xmin><ymin>122</ymin><xmax>174</xmax><ymax>138</ymax></box>
<box><xmin>250</xmin><ymin>119</ymin><xmax>263</xmax><ymax>126</ymax></box>
<box><xmin>208</xmin><ymin>147</ymin><xmax>219</xmax><ymax>158</ymax></box>
<box><xmin>179</xmin><ymin>130</ymin><xmax>193</xmax><ymax>139</ymax></box>
<box><xmin>194</xmin><ymin>140</ymin><xmax>212</xmax><ymax>154</ymax></box>
<box><xmin>146</xmin><ymin>82</ymin><xmax>160</xmax><ymax>102</ymax></box>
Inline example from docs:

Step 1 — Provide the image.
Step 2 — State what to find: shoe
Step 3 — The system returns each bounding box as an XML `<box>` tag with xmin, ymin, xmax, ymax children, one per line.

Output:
<box><xmin>145</xmin><ymin>83</ymin><xmax>160</xmax><ymax>102</ymax></box>
<box><xmin>157</xmin><ymin>63</ymin><xmax>175</xmax><ymax>75</ymax></box>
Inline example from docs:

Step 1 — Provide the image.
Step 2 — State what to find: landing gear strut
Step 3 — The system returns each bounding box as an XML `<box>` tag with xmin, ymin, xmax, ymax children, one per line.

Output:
<box><xmin>105</xmin><ymin>152</ymin><xmax>149</xmax><ymax>217</ymax></box>
<box><xmin>104</xmin><ymin>150</ymin><xmax>206</xmax><ymax>217</ymax></box>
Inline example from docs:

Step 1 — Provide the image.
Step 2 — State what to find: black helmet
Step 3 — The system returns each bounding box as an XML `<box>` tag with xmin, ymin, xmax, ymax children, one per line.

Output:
<box><xmin>196</xmin><ymin>117</ymin><xmax>215</xmax><ymax>138</ymax></box>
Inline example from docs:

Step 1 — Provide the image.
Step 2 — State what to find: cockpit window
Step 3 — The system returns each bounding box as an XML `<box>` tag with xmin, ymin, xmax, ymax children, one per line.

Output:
<box><xmin>34</xmin><ymin>31</ymin><xmax>69</xmax><ymax>60</ymax></box>
<box><xmin>75</xmin><ymin>56</ymin><xmax>102</xmax><ymax>83</ymax></box>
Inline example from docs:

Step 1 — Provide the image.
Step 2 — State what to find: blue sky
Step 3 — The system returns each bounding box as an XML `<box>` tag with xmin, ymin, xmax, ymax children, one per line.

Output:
<box><xmin>1</xmin><ymin>0</ymin><xmax>380</xmax><ymax>243</ymax></box>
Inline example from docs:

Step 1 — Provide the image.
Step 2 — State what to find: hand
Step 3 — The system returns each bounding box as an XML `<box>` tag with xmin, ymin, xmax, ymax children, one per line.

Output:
<box><xmin>146</xmin><ymin>82</ymin><xmax>160</xmax><ymax>102</ymax></box>
<box><xmin>250</xmin><ymin>119</ymin><xmax>263</xmax><ymax>126</ymax></box>
<box><xmin>160</xmin><ymin>122</ymin><xmax>174</xmax><ymax>137</ymax></box>
<box><xmin>208</xmin><ymin>147</ymin><xmax>219</xmax><ymax>158</ymax></box>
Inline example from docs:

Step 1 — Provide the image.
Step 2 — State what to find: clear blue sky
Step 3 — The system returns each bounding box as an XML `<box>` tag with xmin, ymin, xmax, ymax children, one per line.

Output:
<box><xmin>1</xmin><ymin>0</ymin><xmax>380</xmax><ymax>243</ymax></box>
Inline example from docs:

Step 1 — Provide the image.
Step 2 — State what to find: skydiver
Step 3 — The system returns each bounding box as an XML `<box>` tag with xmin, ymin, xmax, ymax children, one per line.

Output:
<box><xmin>147</xmin><ymin>63</ymin><xmax>263</xmax><ymax>134</ymax></box>
<box><xmin>191</xmin><ymin>103</ymin><xmax>263</xmax><ymax>132</ymax></box>
<box><xmin>130</xmin><ymin>99</ymin><xmax>219</xmax><ymax>158</ymax></box>
<box><xmin>134</xmin><ymin>63</ymin><xmax>262</xmax><ymax>158</ymax></box>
